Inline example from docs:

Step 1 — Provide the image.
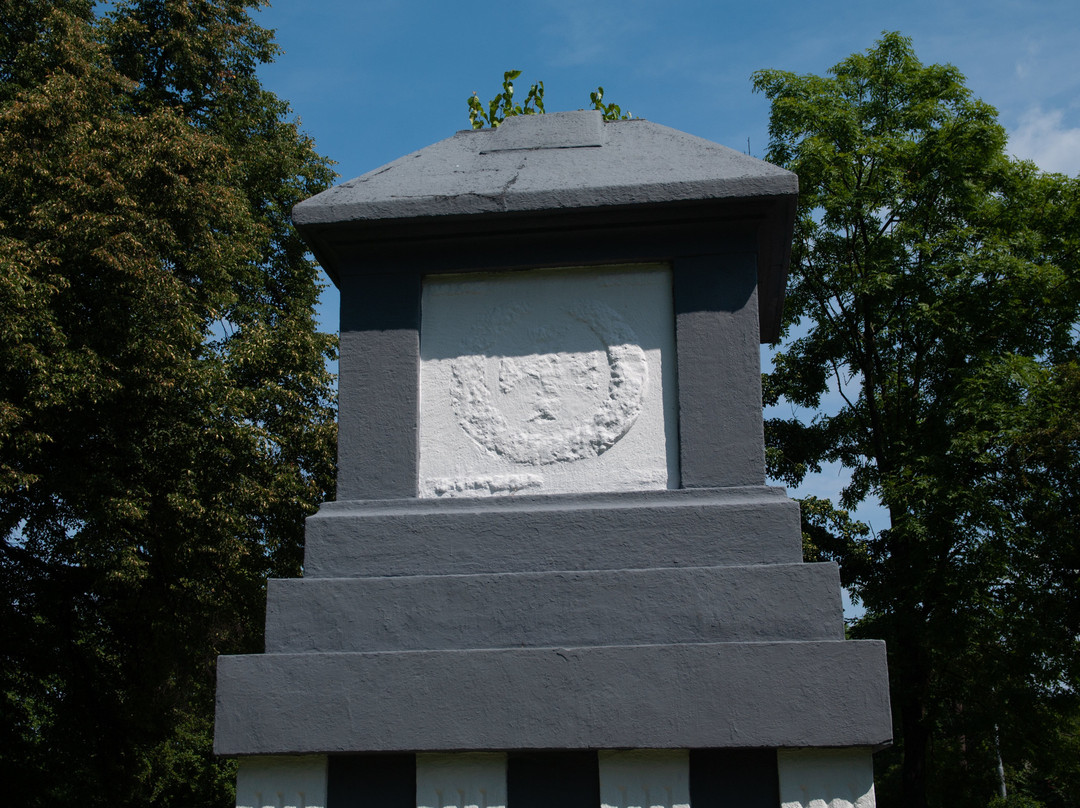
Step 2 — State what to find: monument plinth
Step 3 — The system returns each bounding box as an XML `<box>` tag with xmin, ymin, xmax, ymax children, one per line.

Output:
<box><xmin>215</xmin><ymin>111</ymin><xmax>891</xmax><ymax>808</ymax></box>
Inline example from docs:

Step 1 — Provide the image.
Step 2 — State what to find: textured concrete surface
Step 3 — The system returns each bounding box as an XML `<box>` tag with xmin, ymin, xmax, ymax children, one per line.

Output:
<box><xmin>416</xmin><ymin>753</ymin><xmax>507</xmax><ymax>808</ymax></box>
<box><xmin>215</xmin><ymin>641</ymin><xmax>892</xmax><ymax>755</ymax></box>
<box><xmin>599</xmin><ymin>750</ymin><xmax>690</xmax><ymax>808</ymax></box>
<box><xmin>419</xmin><ymin>265</ymin><xmax>678</xmax><ymax>497</ymax></box>
<box><xmin>217</xmin><ymin>113</ymin><xmax>891</xmax><ymax>780</ymax></box>
<box><xmin>778</xmin><ymin>748</ymin><xmax>877</xmax><ymax>808</ymax></box>
<box><xmin>234</xmin><ymin>755</ymin><xmax>327</xmax><ymax>808</ymax></box>
<box><xmin>336</xmin><ymin>271</ymin><xmax>420</xmax><ymax>502</ymax></box>
<box><xmin>295</xmin><ymin>113</ymin><xmax>795</xmax><ymax>345</ymax></box>
<box><xmin>480</xmin><ymin>109</ymin><xmax>605</xmax><ymax>151</ymax></box>
<box><xmin>334</xmin><ymin>250</ymin><xmax>768</xmax><ymax>501</ymax></box>
<box><xmin>264</xmin><ymin>563</ymin><xmax>844</xmax><ymax>653</ymax></box>
<box><xmin>674</xmin><ymin>251</ymin><xmax>764</xmax><ymax>487</ymax></box>
<box><xmin>292</xmin><ymin>112</ymin><xmax>795</xmax><ymax>226</ymax></box>
<box><xmin>302</xmin><ymin>487</ymin><xmax>803</xmax><ymax>578</ymax></box>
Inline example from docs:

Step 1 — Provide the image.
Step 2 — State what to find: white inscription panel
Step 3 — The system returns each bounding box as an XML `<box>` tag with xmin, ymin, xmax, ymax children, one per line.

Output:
<box><xmin>420</xmin><ymin>265</ymin><xmax>678</xmax><ymax>497</ymax></box>
<box><xmin>778</xmin><ymin>748</ymin><xmax>877</xmax><ymax>808</ymax></box>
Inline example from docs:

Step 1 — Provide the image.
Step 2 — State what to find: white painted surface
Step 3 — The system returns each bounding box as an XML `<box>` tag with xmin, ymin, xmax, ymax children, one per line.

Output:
<box><xmin>599</xmin><ymin>749</ymin><xmax>690</xmax><ymax>808</ymax></box>
<box><xmin>416</xmin><ymin>752</ymin><xmax>507</xmax><ymax>808</ymax></box>
<box><xmin>420</xmin><ymin>265</ymin><xmax>678</xmax><ymax>497</ymax></box>
<box><xmin>778</xmin><ymin>748</ymin><xmax>876</xmax><ymax>808</ymax></box>
<box><xmin>235</xmin><ymin>755</ymin><xmax>327</xmax><ymax>808</ymax></box>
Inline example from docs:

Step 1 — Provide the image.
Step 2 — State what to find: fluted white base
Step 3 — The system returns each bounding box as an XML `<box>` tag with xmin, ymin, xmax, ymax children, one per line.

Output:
<box><xmin>416</xmin><ymin>752</ymin><xmax>507</xmax><ymax>808</ymax></box>
<box><xmin>778</xmin><ymin>748</ymin><xmax>876</xmax><ymax>808</ymax></box>
<box><xmin>235</xmin><ymin>755</ymin><xmax>327</xmax><ymax>808</ymax></box>
<box><xmin>599</xmin><ymin>750</ymin><xmax>690</xmax><ymax>808</ymax></box>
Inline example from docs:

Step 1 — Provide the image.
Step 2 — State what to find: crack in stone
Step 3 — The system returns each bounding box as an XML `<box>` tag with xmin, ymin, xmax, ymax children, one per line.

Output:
<box><xmin>495</xmin><ymin>157</ymin><xmax>527</xmax><ymax>210</ymax></box>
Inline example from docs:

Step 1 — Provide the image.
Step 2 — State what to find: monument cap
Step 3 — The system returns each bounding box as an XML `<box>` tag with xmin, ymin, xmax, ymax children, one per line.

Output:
<box><xmin>292</xmin><ymin>110</ymin><xmax>797</xmax><ymax>342</ymax></box>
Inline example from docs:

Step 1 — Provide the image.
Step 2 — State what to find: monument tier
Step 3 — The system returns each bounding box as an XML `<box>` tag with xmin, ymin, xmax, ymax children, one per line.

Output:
<box><xmin>215</xmin><ymin>111</ymin><xmax>890</xmax><ymax>808</ymax></box>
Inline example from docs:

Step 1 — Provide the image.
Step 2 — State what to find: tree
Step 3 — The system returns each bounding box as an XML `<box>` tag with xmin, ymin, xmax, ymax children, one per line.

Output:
<box><xmin>0</xmin><ymin>1</ymin><xmax>335</xmax><ymax>805</ymax></box>
<box><xmin>754</xmin><ymin>33</ymin><xmax>1080</xmax><ymax>808</ymax></box>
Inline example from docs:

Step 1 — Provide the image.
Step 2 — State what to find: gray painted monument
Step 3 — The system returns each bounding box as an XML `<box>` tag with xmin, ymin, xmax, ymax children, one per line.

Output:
<box><xmin>215</xmin><ymin>111</ymin><xmax>891</xmax><ymax>808</ymax></box>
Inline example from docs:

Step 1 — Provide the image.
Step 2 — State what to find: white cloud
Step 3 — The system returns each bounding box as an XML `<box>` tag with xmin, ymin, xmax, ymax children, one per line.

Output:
<box><xmin>1008</xmin><ymin>106</ymin><xmax>1080</xmax><ymax>176</ymax></box>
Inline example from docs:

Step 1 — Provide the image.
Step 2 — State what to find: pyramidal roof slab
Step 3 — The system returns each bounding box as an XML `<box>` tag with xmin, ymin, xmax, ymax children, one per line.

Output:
<box><xmin>292</xmin><ymin>111</ymin><xmax>798</xmax><ymax>341</ymax></box>
<box><xmin>293</xmin><ymin>111</ymin><xmax>796</xmax><ymax>225</ymax></box>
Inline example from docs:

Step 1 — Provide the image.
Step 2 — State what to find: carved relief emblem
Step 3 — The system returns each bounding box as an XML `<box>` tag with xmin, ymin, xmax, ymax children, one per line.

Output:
<box><xmin>448</xmin><ymin>300</ymin><xmax>648</xmax><ymax>466</ymax></box>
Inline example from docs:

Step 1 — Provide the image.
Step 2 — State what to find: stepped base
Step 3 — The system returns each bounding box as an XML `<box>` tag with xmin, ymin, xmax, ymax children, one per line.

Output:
<box><xmin>302</xmin><ymin>487</ymin><xmax>802</xmax><ymax>577</ymax></box>
<box><xmin>215</xmin><ymin>640</ymin><xmax>890</xmax><ymax>755</ymax></box>
<box><xmin>265</xmin><ymin>563</ymin><xmax>844</xmax><ymax>653</ymax></box>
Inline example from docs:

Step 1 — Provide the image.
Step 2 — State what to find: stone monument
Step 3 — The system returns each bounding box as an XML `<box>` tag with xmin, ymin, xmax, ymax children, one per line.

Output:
<box><xmin>215</xmin><ymin>110</ymin><xmax>892</xmax><ymax>808</ymax></box>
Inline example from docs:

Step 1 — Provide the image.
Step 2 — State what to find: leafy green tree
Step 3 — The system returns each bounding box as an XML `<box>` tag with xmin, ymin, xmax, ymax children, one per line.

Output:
<box><xmin>754</xmin><ymin>33</ymin><xmax>1080</xmax><ymax>808</ymax></box>
<box><xmin>0</xmin><ymin>1</ymin><xmax>335</xmax><ymax>805</ymax></box>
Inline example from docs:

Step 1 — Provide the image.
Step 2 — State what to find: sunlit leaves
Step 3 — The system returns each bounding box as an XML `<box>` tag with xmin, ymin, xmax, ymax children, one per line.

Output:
<box><xmin>1</xmin><ymin>3</ymin><xmax>335</xmax><ymax>805</ymax></box>
<box><xmin>754</xmin><ymin>32</ymin><xmax>1080</xmax><ymax>807</ymax></box>
<box><xmin>589</xmin><ymin>85</ymin><xmax>630</xmax><ymax>121</ymax></box>
<box><xmin>467</xmin><ymin>69</ymin><xmax>628</xmax><ymax>129</ymax></box>
<box><xmin>468</xmin><ymin>69</ymin><xmax>544</xmax><ymax>129</ymax></box>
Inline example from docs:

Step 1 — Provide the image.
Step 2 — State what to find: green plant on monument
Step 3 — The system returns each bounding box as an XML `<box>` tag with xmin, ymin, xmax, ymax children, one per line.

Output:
<box><xmin>468</xmin><ymin>69</ymin><xmax>630</xmax><ymax>129</ymax></box>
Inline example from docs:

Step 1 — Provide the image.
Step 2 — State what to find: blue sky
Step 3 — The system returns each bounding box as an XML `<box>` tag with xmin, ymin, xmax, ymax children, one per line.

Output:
<box><xmin>255</xmin><ymin>0</ymin><xmax>1080</xmax><ymax>183</ymax></box>
<box><xmin>252</xmin><ymin>0</ymin><xmax>1080</xmax><ymax>554</ymax></box>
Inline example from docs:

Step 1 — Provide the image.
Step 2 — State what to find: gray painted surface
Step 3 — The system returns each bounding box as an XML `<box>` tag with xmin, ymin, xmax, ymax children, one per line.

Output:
<box><xmin>337</xmin><ymin>272</ymin><xmax>420</xmax><ymax>501</ymax></box>
<box><xmin>264</xmin><ymin>563</ymin><xmax>844</xmax><ymax>653</ymax></box>
<box><xmin>295</xmin><ymin>113</ymin><xmax>795</xmax><ymax>343</ymax></box>
<box><xmin>214</xmin><ymin>113</ymin><xmax>892</xmax><ymax>767</ymax></box>
<box><xmin>484</xmin><ymin>110</ymin><xmax>605</xmax><ymax>151</ymax></box>
<box><xmin>293</xmin><ymin>112</ymin><xmax>794</xmax><ymax>227</ymax></box>
<box><xmin>674</xmin><ymin>254</ymin><xmax>764</xmax><ymax>487</ymax></box>
<box><xmin>303</xmin><ymin>487</ymin><xmax>802</xmax><ymax>577</ymax></box>
<box><xmin>215</xmin><ymin>641</ymin><xmax>892</xmax><ymax>754</ymax></box>
<box><xmin>333</xmin><ymin>241</ymin><xmax>771</xmax><ymax>500</ymax></box>
<box><xmin>337</xmin><ymin>329</ymin><xmax>418</xmax><ymax>501</ymax></box>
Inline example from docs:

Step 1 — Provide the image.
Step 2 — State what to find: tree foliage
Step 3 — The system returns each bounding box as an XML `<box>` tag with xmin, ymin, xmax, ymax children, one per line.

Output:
<box><xmin>754</xmin><ymin>33</ymin><xmax>1080</xmax><ymax>808</ymax></box>
<box><xmin>0</xmin><ymin>1</ymin><xmax>336</xmax><ymax>805</ymax></box>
